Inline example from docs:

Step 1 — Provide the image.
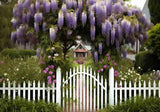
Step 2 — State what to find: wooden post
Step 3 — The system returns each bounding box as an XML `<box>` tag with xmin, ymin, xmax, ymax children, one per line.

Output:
<box><xmin>56</xmin><ymin>67</ymin><xmax>61</xmax><ymax>105</ymax></box>
<box><xmin>109</xmin><ymin>67</ymin><xmax>114</xmax><ymax>106</ymax></box>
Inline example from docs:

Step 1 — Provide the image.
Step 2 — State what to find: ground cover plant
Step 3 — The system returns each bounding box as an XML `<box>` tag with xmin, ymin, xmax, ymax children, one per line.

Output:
<box><xmin>99</xmin><ymin>96</ymin><xmax>160</xmax><ymax>112</ymax></box>
<box><xmin>0</xmin><ymin>54</ymin><xmax>45</xmax><ymax>84</ymax></box>
<box><xmin>0</xmin><ymin>96</ymin><xmax>62</xmax><ymax>112</ymax></box>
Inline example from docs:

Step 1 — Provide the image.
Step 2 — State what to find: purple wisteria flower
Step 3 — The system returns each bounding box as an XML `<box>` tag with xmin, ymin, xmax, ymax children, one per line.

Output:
<box><xmin>127</xmin><ymin>10</ymin><xmax>132</xmax><ymax>16</ymax></box>
<box><xmin>78</xmin><ymin>0</ymin><xmax>82</xmax><ymax>10</ymax></box>
<box><xmin>94</xmin><ymin>51</ymin><xmax>98</xmax><ymax>63</ymax></box>
<box><xmin>36</xmin><ymin>48</ymin><xmax>41</xmax><ymax>58</ymax></box>
<box><xmin>90</xmin><ymin>25</ymin><xmax>95</xmax><ymax>41</ymax></box>
<box><xmin>61</xmin><ymin>4</ymin><xmax>67</xmax><ymax>14</ymax></box>
<box><xmin>111</xmin><ymin>28</ymin><xmax>115</xmax><ymax>45</ymax></box>
<box><xmin>26</xmin><ymin>12</ymin><xmax>31</xmax><ymax>23</ymax></box>
<box><xmin>45</xmin><ymin>0</ymin><xmax>51</xmax><ymax>13</ymax></box>
<box><xmin>73</xmin><ymin>0</ymin><xmax>77</xmax><ymax>9</ymax></box>
<box><xmin>22</xmin><ymin>13</ymin><xmax>26</xmax><ymax>24</ymax></box>
<box><xmin>123</xmin><ymin>50</ymin><xmax>127</xmax><ymax>58</ymax></box>
<box><xmin>23</xmin><ymin>0</ymin><xmax>31</xmax><ymax>8</ymax></box>
<box><xmin>11</xmin><ymin>31</ymin><xmax>17</xmax><ymax>43</ymax></box>
<box><xmin>29</xmin><ymin>3</ymin><xmax>35</xmax><ymax>16</ymax></box>
<box><xmin>66</xmin><ymin>0</ymin><xmax>73</xmax><ymax>9</ymax></box>
<box><xmin>34</xmin><ymin>23</ymin><xmax>39</xmax><ymax>32</ymax></box>
<box><xmin>113</xmin><ymin>3</ymin><xmax>124</xmax><ymax>14</ymax></box>
<box><xmin>116</xmin><ymin>40</ymin><xmax>120</xmax><ymax>51</ymax></box>
<box><xmin>58</xmin><ymin>10</ymin><xmax>64</xmax><ymax>29</ymax></box>
<box><xmin>98</xmin><ymin>43</ymin><xmax>102</xmax><ymax>54</ymax></box>
<box><xmin>107</xmin><ymin>2</ymin><xmax>112</xmax><ymax>16</ymax></box>
<box><xmin>89</xmin><ymin>0</ymin><xmax>96</xmax><ymax>5</ymax></box>
<box><xmin>139</xmin><ymin>34</ymin><xmax>143</xmax><ymax>42</ymax></box>
<box><xmin>34</xmin><ymin>12</ymin><xmax>43</xmax><ymax>23</ymax></box>
<box><xmin>42</xmin><ymin>22</ymin><xmax>46</xmax><ymax>32</ymax></box>
<box><xmin>35</xmin><ymin>0</ymin><xmax>40</xmax><ymax>11</ymax></box>
<box><xmin>50</xmin><ymin>27</ymin><xmax>58</xmax><ymax>41</ymax></box>
<box><xmin>65</xmin><ymin>12</ymin><xmax>77</xmax><ymax>29</ymax></box>
<box><xmin>53</xmin><ymin>75</ymin><xmax>55</xmax><ymax>78</ymax></box>
<box><xmin>106</xmin><ymin>20</ymin><xmax>112</xmax><ymax>37</ymax></box>
<box><xmin>82</xmin><ymin>11</ymin><xmax>87</xmax><ymax>26</ymax></box>
<box><xmin>51</xmin><ymin>0</ymin><xmax>58</xmax><ymax>11</ymax></box>
<box><xmin>118</xmin><ymin>25</ymin><xmax>123</xmax><ymax>42</ymax></box>
<box><xmin>67</xmin><ymin>30</ymin><xmax>72</xmax><ymax>36</ymax></box>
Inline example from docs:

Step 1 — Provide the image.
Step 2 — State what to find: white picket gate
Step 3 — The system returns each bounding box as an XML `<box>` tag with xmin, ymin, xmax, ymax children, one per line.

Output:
<box><xmin>0</xmin><ymin>66</ymin><xmax>160</xmax><ymax>111</ymax></box>
<box><xmin>62</xmin><ymin>65</ymin><xmax>108</xmax><ymax>112</ymax></box>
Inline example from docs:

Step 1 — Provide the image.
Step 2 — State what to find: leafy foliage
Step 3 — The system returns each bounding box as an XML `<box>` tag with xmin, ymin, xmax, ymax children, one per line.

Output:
<box><xmin>1</xmin><ymin>49</ymin><xmax>36</xmax><ymax>59</ymax></box>
<box><xmin>99</xmin><ymin>96</ymin><xmax>160</xmax><ymax>112</ymax></box>
<box><xmin>0</xmin><ymin>97</ymin><xmax>62</xmax><ymax>112</ymax></box>
<box><xmin>148</xmin><ymin>0</ymin><xmax>160</xmax><ymax>24</ymax></box>
<box><xmin>146</xmin><ymin>24</ymin><xmax>160</xmax><ymax>60</ymax></box>
<box><xmin>0</xmin><ymin>55</ymin><xmax>45</xmax><ymax>83</ymax></box>
<box><xmin>135</xmin><ymin>51</ymin><xmax>160</xmax><ymax>73</ymax></box>
<box><xmin>0</xmin><ymin>2</ymin><xmax>14</xmax><ymax>51</ymax></box>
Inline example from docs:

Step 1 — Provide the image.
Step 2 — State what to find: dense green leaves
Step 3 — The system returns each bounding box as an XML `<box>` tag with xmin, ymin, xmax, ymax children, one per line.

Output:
<box><xmin>0</xmin><ymin>97</ymin><xmax>62</xmax><ymax>112</ymax></box>
<box><xmin>148</xmin><ymin>0</ymin><xmax>160</xmax><ymax>24</ymax></box>
<box><xmin>135</xmin><ymin>51</ymin><xmax>160</xmax><ymax>73</ymax></box>
<box><xmin>1</xmin><ymin>49</ymin><xmax>36</xmax><ymax>59</ymax></box>
<box><xmin>146</xmin><ymin>24</ymin><xmax>160</xmax><ymax>60</ymax></box>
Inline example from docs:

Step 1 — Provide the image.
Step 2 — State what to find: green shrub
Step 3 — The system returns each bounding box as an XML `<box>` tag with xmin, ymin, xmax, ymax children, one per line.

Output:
<box><xmin>0</xmin><ymin>55</ymin><xmax>45</xmax><ymax>83</ymax></box>
<box><xmin>146</xmin><ymin>24</ymin><xmax>160</xmax><ymax>60</ymax></box>
<box><xmin>1</xmin><ymin>49</ymin><xmax>36</xmax><ymax>59</ymax></box>
<box><xmin>135</xmin><ymin>51</ymin><xmax>160</xmax><ymax>73</ymax></box>
<box><xmin>99</xmin><ymin>97</ymin><xmax>160</xmax><ymax>112</ymax></box>
<box><xmin>112</xmin><ymin>97</ymin><xmax>160</xmax><ymax>112</ymax></box>
<box><xmin>0</xmin><ymin>97</ymin><xmax>62</xmax><ymax>112</ymax></box>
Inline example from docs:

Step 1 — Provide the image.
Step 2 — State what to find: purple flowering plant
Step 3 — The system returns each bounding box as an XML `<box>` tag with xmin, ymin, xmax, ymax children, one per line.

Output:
<box><xmin>94</xmin><ymin>53</ymin><xmax>119</xmax><ymax>80</ymax></box>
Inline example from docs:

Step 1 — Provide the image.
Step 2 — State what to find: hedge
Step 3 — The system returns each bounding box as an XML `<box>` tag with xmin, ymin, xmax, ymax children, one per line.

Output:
<box><xmin>134</xmin><ymin>51</ymin><xmax>160</xmax><ymax>73</ymax></box>
<box><xmin>1</xmin><ymin>49</ymin><xmax>36</xmax><ymax>59</ymax></box>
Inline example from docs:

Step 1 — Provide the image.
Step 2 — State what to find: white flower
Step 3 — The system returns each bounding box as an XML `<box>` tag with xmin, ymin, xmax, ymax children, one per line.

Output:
<box><xmin>4</xmin><ymin>73</ymin><xmax>7</xmax><ymax>76</ymax></box>
<box><xmin>54</xmin><ymin>53</ymin><xmax>59</xmax><ymax>57</ymax></box>
<box><xmin>138</xmin><ymin>66</ymin><xmax>141</xmax><ymax>69</ymax></box>
<box><xmin>22</xmin><ymin>77</ymin><xmax>24</xmax><ymax>79</ymax></box>
<box><xmin>51</xmin><ymin>47</ymin><xmax>55</xmax><ymax>50</ymax></box>
<box><xmin>121</xmin><ymin>78</ymin><xmax>125</xmax><ymax>80</ymax></box>
<box><xmin>17</xmin><ymin>68</ymin><xmax>19</xmax><ymax>71</ymax></box>
<box><xmin>7</xmin><ymin>79</ymin><xmax>9</xmax><ymax>81</ymax></box>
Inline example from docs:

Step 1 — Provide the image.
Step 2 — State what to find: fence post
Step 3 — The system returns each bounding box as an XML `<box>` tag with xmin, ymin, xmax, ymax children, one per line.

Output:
<box><xmin>56</xmin><ymin>67</ymin><xmax>61</xmax><ymax>105</ymax></box>
<box><xmin>109</xmin><ymin>67</ymin><xmax>114</xmax><ymax>106</ymax></box>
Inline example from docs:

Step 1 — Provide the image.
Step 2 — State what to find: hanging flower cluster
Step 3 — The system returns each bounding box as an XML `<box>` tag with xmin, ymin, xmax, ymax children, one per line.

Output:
<box><xmin>11</xmin><ymin>0</ymin><xmax>150</xmax><ymax>44</ymax></box>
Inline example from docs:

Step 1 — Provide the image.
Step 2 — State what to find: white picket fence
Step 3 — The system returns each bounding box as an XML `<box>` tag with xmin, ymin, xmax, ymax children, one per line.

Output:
<box><xmin>0</xmin><ymin>66</ymin><xmax>160</xmax><ymax>111</ymax></box>
<box><xmin>0</xmin><ymin>81</ymin><xmax>57</xmax><ymax>102</ymax></box>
